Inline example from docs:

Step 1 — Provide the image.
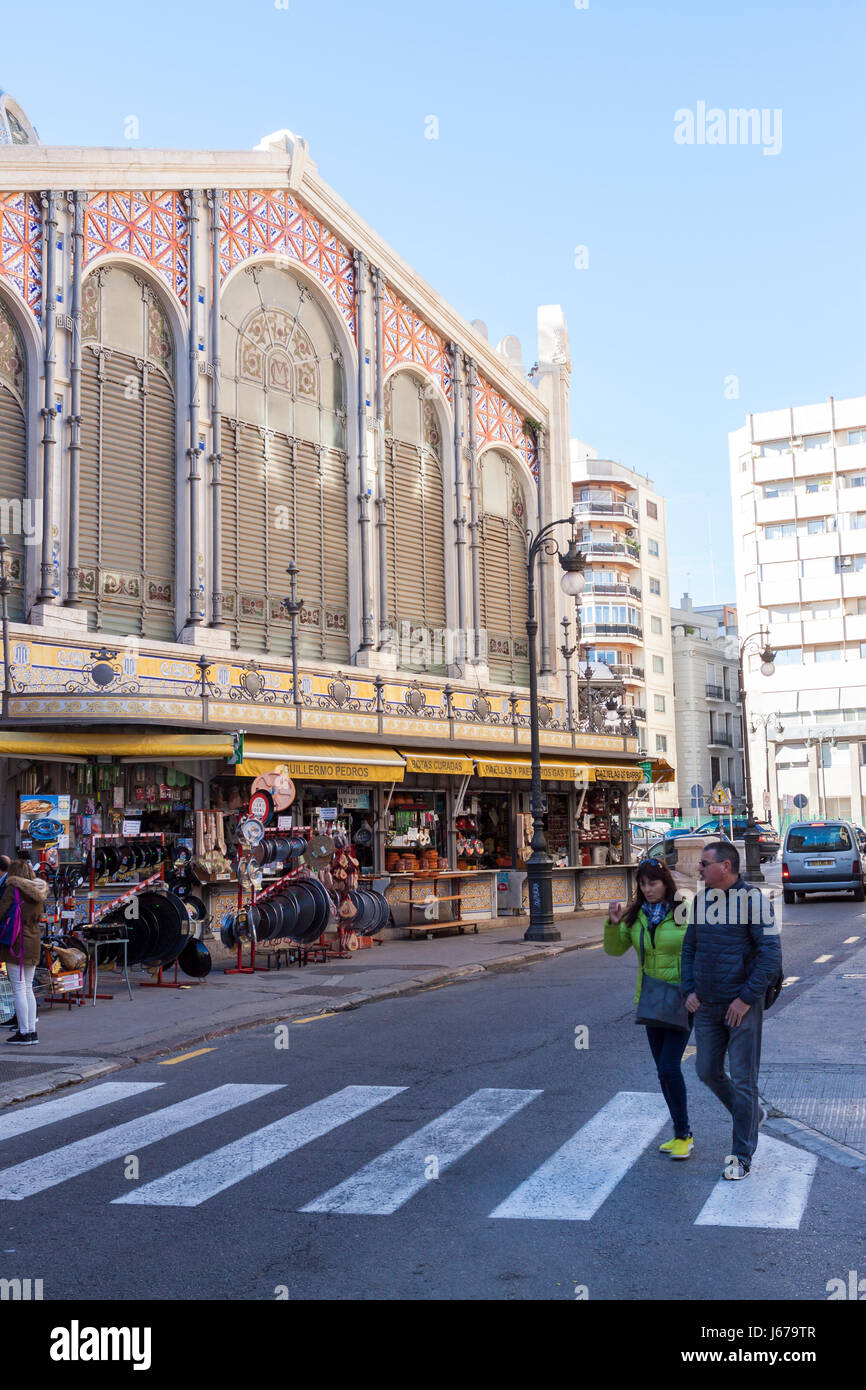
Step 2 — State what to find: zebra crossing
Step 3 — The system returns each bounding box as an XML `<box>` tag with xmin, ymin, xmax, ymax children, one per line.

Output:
<box><xmin>0</xmin><ymin>1081</ymin><xmax>818</xmax><ymax>1228</ymax></box>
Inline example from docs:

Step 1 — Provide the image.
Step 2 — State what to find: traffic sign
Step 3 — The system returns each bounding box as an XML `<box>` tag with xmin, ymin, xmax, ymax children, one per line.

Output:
<box><xmin>762</xmin><ymin>790</ymin><xmax>771</xmax><ymax>812</ymax></box>
<box><xmin>638</xmin><ymin>760</ymin><xmax>652</xmax><ymax>784</ymax></box>
<box><xmin>793</xmin><ymin>793</ymin><xmax>808</xmax><ymax>809</ymax></box>
<box><xmin>708</xmin><ymin>782</ymin><xmax>733</xmax><ymax>813</ymax></box>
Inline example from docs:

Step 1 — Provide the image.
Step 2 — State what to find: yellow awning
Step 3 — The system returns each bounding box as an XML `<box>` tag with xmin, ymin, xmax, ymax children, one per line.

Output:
<box><xmin>650</xmin><ymin>757</ymin><xmax>676</xmax><ymax>784</ymax></box>
<box><xmin>0</xmin><ymin>730</ymin><xmax>235</xmax><ymax>760</ymax></box>
<box><xmin>401</xmin><ymin>752</ymin><xmax>474</xmax><ymax>776</ymax></box>
<box><xmin>591</xmin><ymin>763</ymin><xmax>644</xmax><ymax>783</ymax></box>
<box><xmin>472</xmin><ymin>755</ymin><xmax>595</xmax><ymax>782</ymax></box>
<box><xmin>235</xmin><ymin>738</ymin><xmax>405</xmax><ymax>782</ymax></box>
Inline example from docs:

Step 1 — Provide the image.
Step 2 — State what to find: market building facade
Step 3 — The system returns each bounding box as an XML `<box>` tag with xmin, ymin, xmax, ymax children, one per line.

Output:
<box><xmin>0</xmin><ymin>97</ymin><xmax>661</xmax><ymax>924</ymax></box>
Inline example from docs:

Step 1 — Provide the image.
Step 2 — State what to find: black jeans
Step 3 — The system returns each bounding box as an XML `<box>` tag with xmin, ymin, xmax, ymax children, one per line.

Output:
<box><xmin>693</xmin><ymin>1000</ymin><xmax>764</xmax><ymax>1160</ymax></box>
<box><xmin>645</xmin><ymin>1024</ymin><xmax>692</xmax><ymax>1138</ymax></box>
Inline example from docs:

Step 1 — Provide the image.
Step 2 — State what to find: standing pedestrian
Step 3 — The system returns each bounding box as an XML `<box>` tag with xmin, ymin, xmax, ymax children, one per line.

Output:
<box><xmin>682</xmin><ymin>840</ymin><xmax>781</xmax><ymax>1180</ymax></box>
<box><xmin>605</xmin><ymin>860</ymin><xmax>694</xmax><ymax>1158</ymax></box>
<box><xmin>0</xmin><ymin>859</ymin><xmax>48</xmax><ymax>1046</ymax></box>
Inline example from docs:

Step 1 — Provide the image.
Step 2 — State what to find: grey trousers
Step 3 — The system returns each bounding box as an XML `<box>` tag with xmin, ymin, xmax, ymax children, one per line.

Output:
<box><xmin>693</xmin><ymin>999</ymin><xmax>764</xmax><ymax>1160</ymax></box>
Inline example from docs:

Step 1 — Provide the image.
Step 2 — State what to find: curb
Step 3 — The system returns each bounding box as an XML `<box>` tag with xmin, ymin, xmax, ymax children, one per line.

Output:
<box><xmin>0</xmin><ymin>932</ymin><xmax>604</xmax><ymax>1106</ymax></box>
<box><xmin>763</xmin><ymin>1113</ymin><xmax>866</xmax><ymax>1172</ymax></box>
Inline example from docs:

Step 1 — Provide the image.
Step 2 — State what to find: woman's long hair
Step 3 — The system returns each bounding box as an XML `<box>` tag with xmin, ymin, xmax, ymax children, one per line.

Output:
<box><xmin>8</xmin><ymin>859</ymin><xmax>35</xmax><ymax>881</ymax></box>
<box><xmin>622</xmin><ymin>859</ymin><xmax>683</xmax><ymax>928</ymax></box>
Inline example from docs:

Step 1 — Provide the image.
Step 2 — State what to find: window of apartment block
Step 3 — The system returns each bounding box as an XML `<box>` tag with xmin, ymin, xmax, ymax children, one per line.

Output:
<box><xmin>848</xmin><ymin>474</ymin><xmax>866</xmax><ymax>488</ymax></box>
<box><xmin>806</xmin><ymin>518</ymin><xmax>828</xmax><ymax>535</ymax></box>
<box><xmin>652</xmin><ymin>655</ymin><xmax>664</xmax><ymax>674</ymax></box>
<box><xmin>651</xmin><ymin>616</ymin><xmax>663</xmax><ymax>634</ymax></box>
<box><xmin>769</xmin><ymin>604</ymin><xmax>799</xmax><ymax>622</ymax></box>
<box><xmin>648</xmin><ymin>538</ymin><xmax>660</xmax><ymax>556</ymax></box>
<box><xmin>765</xmin><ymin>523</ymin><xmax>796</xmax><ymax>540</ymax></box>
<box><xmin>849</xmin><ymin>513</ymin><xmax>866</xmax><ymax>529</ymax></box>
<box><xmin>860</xmin><ymin>743</ymin><xmax>866</xmax><ymax>765</ymax></box>
<box><xmin>808</xmin><ymin>602</ymin><xmax>840</xmax><ymax>620</ymax></box>
<box><xmin>646</xmin><ymin>500</ymin><xmax>658</xmax><ymax>519</ymax></box>
<box><xmin>847</xmin><ymin>429</ymin><xmax>866</xmax><ymax>446</ymax></box>
<box><xmin>710</xmin><ymin>756</ymin><xmax>721</xmax><ymax>783</ymax></box>
<box><xmin>773</xmin><ymin>647</ymin><xmax>803</xmax><ymax>664</ymax></box>
<box><xmin>655</xmin><ymin>735</ymin><xmax>667</xmax><ymax>753</ymax></box>
<box><xmin>654</xmin><ymin>694</ymin><xmax>666</xmax><ymax>712</ymax></box>
<box><xmin>804</xmin><ymin>478</ymin><xmax>832</xmax><ymax>493</ymax></box>
<box><xmin>706</xmin><ymin>662</ymin><xmax>716</xmax><ymax>683</ymax></box>
<box><xmin>763</xmin><ymin>481</ymin><xmax>793</xmax><ymax>498</ymax></box>
<box><xmin>803</xmin><ymin>434</ymin><xmax>831</xmax><ymax>450</ymax></box>
<box><xmin>761</xmin><ymin>441</ymin><xmax>790</xmax><ymax>454</ymax></box>
<box><xmin>814</xmin><ymin>647</ymin><xmax>841</xmax><ymax>662</ymax></box>
<box><xmin>649</xmin><ymin>577</ymin><xmax>661</xmax><ymax>595</ymax></box>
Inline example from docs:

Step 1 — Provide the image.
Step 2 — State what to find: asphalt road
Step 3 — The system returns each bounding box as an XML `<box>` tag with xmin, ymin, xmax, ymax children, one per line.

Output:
<box><xmin>1</xmin><ymin>877</ymin><xmax>864</xmax><ymax>1303</ymax></box>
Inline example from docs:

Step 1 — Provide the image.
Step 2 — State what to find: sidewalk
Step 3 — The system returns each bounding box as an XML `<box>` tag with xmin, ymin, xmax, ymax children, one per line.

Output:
<box><xmin>0</xmin><ymin>912</ymin><xmax>608</xmax><ymax>1107</ymax></box>
<box><xmin>759</xmin><ymin>942</ymin><xmax>866</xmax><ymax>1164</ymax></box>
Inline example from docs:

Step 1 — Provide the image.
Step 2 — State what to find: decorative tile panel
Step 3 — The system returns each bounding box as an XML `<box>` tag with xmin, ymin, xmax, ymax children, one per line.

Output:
<box><xmin>84</xmin><ymin>192</ymin><xmax>188</xmax><ymax>304</ymax></box>
<box><xmin>220</xmin><ymin>190</ymin><xmax>355</xmax><ymax>333</ymax></box>
<box><xmin>475</xmin><ymin>373</ymin><xmax>539</xmax><ymax>479</ymax></box>
<box><xmin>382</xmin><ymin>283</ymin><xmax>452</xmax><ymax>399</ymax></box>
<box><xmin>0</xmin><ymin>192</ymin><xmax>42</xmax><ymax>319</ymax></box>
<box><xmin>579</xmin><ymin>870</ymin><xmax>628</xmax><ymax>906</ymax></box>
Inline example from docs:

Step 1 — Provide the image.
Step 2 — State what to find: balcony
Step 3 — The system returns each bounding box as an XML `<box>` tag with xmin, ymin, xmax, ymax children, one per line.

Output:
<box><xmin>709</xmin><ymin>732</ymin><xmax>734</xmax><ymax>747</ymax></box>
<box><xmin>609</xmin><ymin>664</ymin><xmax>645</xmax><ymax>681</ymax></box>
<box><xmin>705</xmin><ymin>683</ymin><xmax>724</xmax><ymax>699</ymax></box>
<box><xmin>580</xmin><ymin>540</ymin><xmax>641</xmax><ymax>565</ymax></box>
<box><xmin>573</xmin><ymin>499</ymin><xmax>639</xmax><ymax>522</ymax></box>
<box><xmin>581</xmin><ymin>623</ymin><xmax>644</xmax><ymax>641</ymax></box>
<box><xmin>583</xmin><ymin>581</ymin><xmax>642</xmax><ymax>600</ymax></box>
<box><xmin>631</xmin><ymin>706</ymin><xmax>647</xmax><ymax>722</ymax></box>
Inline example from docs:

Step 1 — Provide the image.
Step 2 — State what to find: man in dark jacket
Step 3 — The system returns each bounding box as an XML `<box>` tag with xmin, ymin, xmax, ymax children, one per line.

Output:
<box><xmin>681</xmin><ymin>840</ymin><xmax>781</xmax><ymax>1180</ymax></box>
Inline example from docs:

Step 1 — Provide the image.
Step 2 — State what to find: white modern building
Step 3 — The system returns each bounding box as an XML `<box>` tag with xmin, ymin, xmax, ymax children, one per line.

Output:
<box><xmin>571</xmin><ymin>444</ymin><xmax>678</xmax><ymax>811</ymax></box>
<box><xmin>730</xmin><ymin>395</ymin><xmax>866</xmax><ymax>826</ymax></box>
<box><xmin>670</xmin><ymin>594</ymin><xmax>744</xmax><ymax>818</ymax></box>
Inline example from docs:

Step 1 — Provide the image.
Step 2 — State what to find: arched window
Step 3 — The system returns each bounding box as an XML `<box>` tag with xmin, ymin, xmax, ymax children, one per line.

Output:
<box><xmin>479</xmin><ymin>449</ymin><xmax>529</xmax><ymax>685</ymax></box>
<box><xmin>220</xmin><ymin>266</ymin><xmax>349</xmax><ymax>661</ymax></box>
<box><xmin>0</xmin><ymin>299</ymin><xmax>27</xmax><ymax>620</ymax></box>
<box><xmin>79</xmin><ymin>266</ymin><xmax>177</xmax><ymax>639</ymax></box>
<box><xmin>384</xmin><ymin>372</ymin><xmax>446</xmax><ymax>673</ymax></box>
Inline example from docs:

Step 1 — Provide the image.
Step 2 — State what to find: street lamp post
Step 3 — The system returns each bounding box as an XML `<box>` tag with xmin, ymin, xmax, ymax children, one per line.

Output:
<box><xmin>750</xmin><ymin>711</ymin><xmax>783</xmax><ymax>826</ymax></box>
<box><xmin>737</xmin><ymin>629</ymin><xmax>777</xmax><ymax>883</ymax></box>
<box><xmin>525</xmin><ymin>520</ymin><xmax>586</xmax><ymax>943</ymax></box>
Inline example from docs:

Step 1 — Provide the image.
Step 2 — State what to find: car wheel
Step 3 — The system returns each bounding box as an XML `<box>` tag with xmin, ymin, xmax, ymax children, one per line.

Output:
<box><xmin>783</xmin><ymin>890</ymin><xmax>795</xmax><ymax>904</ymax></box>
<box><xmin>854</xmin><ymin>884</ymin><xmax>865</xmax><ymax>903</ymax></box>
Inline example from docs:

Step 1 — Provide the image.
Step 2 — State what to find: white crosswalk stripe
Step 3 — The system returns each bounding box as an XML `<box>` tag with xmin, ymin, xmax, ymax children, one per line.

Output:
<box><xmin>113</xmin><ymin>1086</ymin><xmax>406</xmax><ymax>1207</ymax></box>
<box><xmin>0</xmin><ymin>1084</ymin><xmax>282</xmax><ymax>1201</ymax></box>
<box><xmin>0</xmin><ymin>1082</ymin><xmax>163</xmax><ymax>1142</ymax></box>
<box><xmin>490</xmin><ymin>1090</ymin><xmax>669</xmax><ymax>1220</ymax></box>
<box><xmin>300</xmin><ymin>1087</ymin><xmax>541</xmax><ymax>1215</ymax></box>
<box><xmin>0</xmin><ymin>1082</ymin><xmax>823</xmax><ymax>1230</ymax></box>
<box><xmin>694</xmin><ymin>1134</ymin><xmax>818</xmax><ymax>1229</ymax></box>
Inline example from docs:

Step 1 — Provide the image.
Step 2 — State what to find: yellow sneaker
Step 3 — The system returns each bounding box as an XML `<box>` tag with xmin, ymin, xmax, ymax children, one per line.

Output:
<box><xmin>658</xmin><ymin>1137</ymin><xmax>678</xmax><ymax>1152</ymax></box>
<box><xmin>668</xmin><ymin>1136</ymin><xmax>694</xmax><ymax>1160</ymax></box>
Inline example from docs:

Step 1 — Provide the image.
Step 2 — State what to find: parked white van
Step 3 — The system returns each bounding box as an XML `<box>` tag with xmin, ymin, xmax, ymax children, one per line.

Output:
<box><xmin>782</xmin><ymin>820</ymin><xmax>866</xmax><ymax>903</ymax></box>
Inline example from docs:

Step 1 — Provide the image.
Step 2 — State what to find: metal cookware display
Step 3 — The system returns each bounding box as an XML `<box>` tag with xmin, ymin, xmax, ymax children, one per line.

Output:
<box><xmin>101</xmin><ymin>888</ymin><xmax>192</xmax><ymax>968</ymax></box>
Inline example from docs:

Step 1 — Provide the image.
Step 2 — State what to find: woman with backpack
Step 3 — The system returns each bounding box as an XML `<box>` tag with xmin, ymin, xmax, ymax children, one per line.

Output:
<box><xmin>604</xmin><ymin>859</ymin><xmax>694</xmax><ymax>1158</ymax></box>
<box><xmin>0</xmin><ymin>859</ymin><xmax>48</xmax><ymax>1046</ymax></box>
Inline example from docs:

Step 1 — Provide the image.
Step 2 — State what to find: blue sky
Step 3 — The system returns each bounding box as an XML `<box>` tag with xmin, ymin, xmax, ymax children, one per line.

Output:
<box><xmin>4</xmin><ymin>0</ymin><xmax>864</xmax><ymax>604</ymax></box>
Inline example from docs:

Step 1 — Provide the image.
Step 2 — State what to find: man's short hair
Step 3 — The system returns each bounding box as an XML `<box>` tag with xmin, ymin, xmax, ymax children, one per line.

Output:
<box><xmin>705</xmin><ymin>839</ymin><xmax>740</xmax><ymax>873</ymax></box>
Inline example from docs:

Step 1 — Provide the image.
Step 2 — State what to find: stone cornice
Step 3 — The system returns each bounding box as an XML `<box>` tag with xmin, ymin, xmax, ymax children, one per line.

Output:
<box><xmin>0</xmin><ymin>144</ymin><xmax>546</xmax><ymax>423</ymax></box>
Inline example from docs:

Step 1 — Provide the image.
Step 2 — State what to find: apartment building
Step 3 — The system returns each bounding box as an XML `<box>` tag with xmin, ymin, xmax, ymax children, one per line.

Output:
<box><xmin>571</xmin><ymin>443</ymin><xmax>678</xmax><ymax>811</ymax></box>
<box><xmin>671</xmin><ymin>594</ymin><xmax>744</xmax><ymax>817</ymax></box>
<box><xmin>729</xmin><ymin>395</ymin><xmax>866</xmax><ymax>825</ymax></box>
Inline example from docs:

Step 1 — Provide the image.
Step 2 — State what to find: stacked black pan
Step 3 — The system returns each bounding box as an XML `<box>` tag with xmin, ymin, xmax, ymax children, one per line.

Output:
<box><xmin>342</xmin><ymin>888</ymin><xmax>391</xmax><ymax>935</ymax></box>
<box><xmin>250</xmin><ymin>833</ymin><xmax>307</xmax><ymax>868</ymax></box>
<box><xmin>92</xmin><ymin>888</ymin><xmax>201</xmax><ymax>969</ymax></box>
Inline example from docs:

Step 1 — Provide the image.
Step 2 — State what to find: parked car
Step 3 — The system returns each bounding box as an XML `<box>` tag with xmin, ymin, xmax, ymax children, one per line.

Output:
<box><xmin>659</xmin><ymin>817</ymin><xmax>779</xmax><ymax>862</ymax></box>
<box><xmin>781</xmin><ymin>820</ymin><xmax>866</xmax><ymax>903</ymax></box>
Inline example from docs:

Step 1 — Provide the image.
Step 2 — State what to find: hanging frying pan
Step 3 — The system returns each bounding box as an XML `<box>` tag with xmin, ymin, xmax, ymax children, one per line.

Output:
<box><xmin>272</xmin><ymin>892</ymin><xmax>300</xmax><ymax>941</ymax></box>
<box><xmin>220</xmin><ymin>911</ymin><xmax>237</xmax><ymax>951</ymax></box>
<box><xmin>178</xmin><ymin>939</ymin><xmax>212</xmax><ymax>977</ymax></box>
<box><xmin>257</xmin><ymin>899</ymin><xmax>282</xmax><ymax>942</ymax></box>
<box><xmin>248</xmin><ymin>788</ymin><xmax>275</xmax><ymax>825</ymax></box>
<box><xmin>298</xmin><ymin>876</ymin><xmax>334</xmax><ymax>942</ymax></box>
<box><xmin>125</xmin><ymin>904</ymin><xmax>158</xmax><ymax>966</ymax></box>
<box><xmin>185</xmin><ymin>895</ymin><xmax>208</xmax><ymax>929</ymax></box>
<box><xmin>285</xmin><ymin>881</ymin><xmax>317</xmax><ymax>940</ymax></box>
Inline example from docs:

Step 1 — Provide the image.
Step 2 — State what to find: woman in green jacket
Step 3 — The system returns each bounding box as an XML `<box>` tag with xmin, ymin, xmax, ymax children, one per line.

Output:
<box><xmin>604</xmin><ymin>859</ymin><xmax>694</xmax><ymax>1158</ymax></box>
